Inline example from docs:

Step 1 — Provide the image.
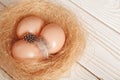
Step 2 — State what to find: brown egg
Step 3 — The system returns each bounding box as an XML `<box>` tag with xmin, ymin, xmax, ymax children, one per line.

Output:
<box><xmin>11</xmin><ymin>40</ymin><xmax>44</xmax><ymax>64</ymax></box>
<box><xmin>17</xmin><ymin>16</ymin><xmax>44</xmax><ymax>39</ymax></box>
<box><xmin>40</xmin><ymin>23</ymin><xmax>65</xmax><ymax>54</ymax></box>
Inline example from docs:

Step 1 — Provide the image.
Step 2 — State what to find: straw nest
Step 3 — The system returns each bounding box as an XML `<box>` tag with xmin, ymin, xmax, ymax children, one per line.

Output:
<box><xmin>0</xmin><ymin>0</ymin><xmax>85</xmax><ymax>80</ymax></box>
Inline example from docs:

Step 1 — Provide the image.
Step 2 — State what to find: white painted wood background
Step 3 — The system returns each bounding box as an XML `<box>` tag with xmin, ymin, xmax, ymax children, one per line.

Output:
<box><xmin>0</xmin><ymin>0</ymin><xmax>120</xmax><ymax>80</ymax></box>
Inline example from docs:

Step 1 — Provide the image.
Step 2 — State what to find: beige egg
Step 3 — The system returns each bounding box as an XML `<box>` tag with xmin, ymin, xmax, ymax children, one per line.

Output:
<box><xmin>11</xmin><ymin>40</ymin><xmax>44</xmax><ymax>64</ymax></box>
<box><xmin>17</xmin><ymin>16</ymin><xmax>44</xmax><ymax>39</ymax></box>
<box><xmin>40</xmin><ymin>23</ymin><xmax>65</xmax><ymax>54</ymax></box>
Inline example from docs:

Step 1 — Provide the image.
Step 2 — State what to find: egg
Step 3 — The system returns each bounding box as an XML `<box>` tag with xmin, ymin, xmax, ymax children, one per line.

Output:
<box><xmin>11</xmin><ymin>40</ymin><xmax>44</xmax><ymax>64</ymax></box>
<box><xmin>40</xmin><ymin>23</ymin><xmax>65</xmax><ymax>54</ymax></box>
<box><xmin>17</xmin><ymin>16</ymin><xmax>44</xmax><ymax>39</ymax></box>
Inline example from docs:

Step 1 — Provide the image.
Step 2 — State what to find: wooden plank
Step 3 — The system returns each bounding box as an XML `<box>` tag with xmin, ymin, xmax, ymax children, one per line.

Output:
<box><xmin>78</xmin><ymin>37</ymin><xmax>120</xmax><ymax>80</ymax></box>
<box><xmin>0</xmin><ymin>1</ymin><xmax>5</xmax><ymax>10</ymax></box>
<box><xmin>60</xmin><ymin>63</ymin><xmax>99</xmax><ymax>80</ymax></box>
<box><xmin>70</xmin><ymin>0</ymin><xmax>120</xmax><ymax>55</ymax></box>
<box><xmin>67</xmin><ymin>0</ymin><xmax>120</xmax><ymax>80</ymax></box>
<box><xmin>0</xmin><ymin>0</ymin><xmax>20</xmax><ymax>6</ymax></box>
<box><xmin>0</xmin><ymin>69</ymin><xmax>13</xmax><ymax>80</ymax></box>
<box><xmin>70</xmin><ymin>0</ymin><xmax>120</xmax><ymax>34</ymax></box>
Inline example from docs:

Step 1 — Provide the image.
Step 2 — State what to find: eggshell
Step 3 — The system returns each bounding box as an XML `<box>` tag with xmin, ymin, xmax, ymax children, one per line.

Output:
<box><xmin>11</xmin><ymin>40</ymin><xmax>44</xmax><ymax>64</ymax></box>
<box><xmin>40</xmin><ymin>23</ymin><xmax>65</xmax><ymax>54</ymax></box>
<box><xmin>17</xmin><ymin>16</ymin><xmax>44</xmax><ymax>39</ymax></box>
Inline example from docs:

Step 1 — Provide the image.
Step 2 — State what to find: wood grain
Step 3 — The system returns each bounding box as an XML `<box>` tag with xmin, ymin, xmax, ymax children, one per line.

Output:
<box><xmin>69</xmin><ymin>0</ymin><xmax>120</xmax><ymax>80</ymax></box>
<box><xmin>0</xmin><ymin>69</ymin><xmax>13</xmax><ymax>80</ymax></box>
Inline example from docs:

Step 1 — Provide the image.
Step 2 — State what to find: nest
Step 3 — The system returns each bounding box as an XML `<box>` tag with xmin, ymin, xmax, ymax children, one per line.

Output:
<box><xmin>0</xmin><ymin>0</ymin><xmax>85</xmax><ymax>80</ymax></box>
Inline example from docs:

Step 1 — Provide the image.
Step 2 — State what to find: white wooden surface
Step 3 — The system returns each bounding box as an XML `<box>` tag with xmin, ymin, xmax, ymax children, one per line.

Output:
<box><xmin>0</xmin><ymin>0</ymin><xmax>120</xmax><ymax>80</ymax></box>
